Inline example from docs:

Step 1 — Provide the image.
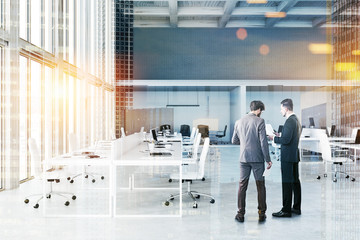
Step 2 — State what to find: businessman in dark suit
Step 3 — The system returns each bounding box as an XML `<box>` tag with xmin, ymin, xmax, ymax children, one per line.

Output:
<box><xmin>232</xmin><ymin>101</ymin><xmax>272</xmax><ymax>223</ymax></box>
<box><xmin>269</xmin><ymin>98</ymin><xmax>302</xmax><ymax>217</ymax></box>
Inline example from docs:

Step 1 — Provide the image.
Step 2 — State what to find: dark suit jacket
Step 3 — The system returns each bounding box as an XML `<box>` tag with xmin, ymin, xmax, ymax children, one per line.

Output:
<box><xmin>274</xmin><ymin>114</ymin><xmax>301</xmax><ymax>163</ymax></box>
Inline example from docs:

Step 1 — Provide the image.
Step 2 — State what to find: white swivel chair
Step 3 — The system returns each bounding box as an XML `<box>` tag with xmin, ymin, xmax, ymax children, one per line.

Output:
<box><xmin>139</xmin><ymin>126</ymin><xmax>144</xmax><ymax>133</ymax></box>
<box><xmin>121</xmin><ymin>127</ymin><xmax>126</xmax><ymax>138</ymax></box>
<box><xmin>165</xmin><ymin>138</ymin><xmax>215</xmax><ymax>208</ymax></box>
<box><xmin>67</xmin><ymin>133</ymin><xmax>104</xmax><ymax>184</ymax></box>
<box><xmin>181</xmin><ymin>132</ymin><xmax>202</xmax><ymax>163</ymax></box>
<box><xmin>24</xmin><ymin>138</ymin><xmax>76</xmax><ymax>208</ymax></box>
<box><xmin>316</xmin><ymin>133</ymin><xmax>355</xmax><ymax>182</ymax></box>
<box><xmin>183</xmin><ymin>127</ymin><xmax>196</xmax><ymax>140</ymax></box>
<box><xmin>169</xmin><ymin>133</ymin><xmax>202</xmax><ymax>183</ymax></box>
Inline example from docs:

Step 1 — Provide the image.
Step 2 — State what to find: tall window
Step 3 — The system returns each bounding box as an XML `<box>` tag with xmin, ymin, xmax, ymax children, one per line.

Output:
<box><xmin>19</xmin><ymin>0</ymin><xmax>28</xmax><ymax>40</ymax></box>
<box><xmin>44</xmin><ymin>66</ymin><xmax>53</xmax><ymax>160</ymax></box>
<box><xmin>19</xmin><ymin>56</ymin><xmax>29</xmax><ymax>181</ymax></box>
<box><xmin>44</xmin><ymin>0</ymin><xmax>53</xmax><ymax>53</ymax></box>
<box><xmin>69</xmin><ymin>76</ymin><xmax>75</xmax><ymax>134</ymax></box>
<box><xmin>0</xmin><ymin>0</ymin><xmax>4</xmax><ymax>29</ymax></box>
<box><xmin>0</xmin><ymin>46</ymin><xmax>3</xmax><ymax>189</ymax></box>
<box><xmin>31</xmin><ymin>0</ymin><xmax>41</xmax><ymax>47</ymax></box>
<box><xmin>69</xmin><ymin>0</ymin><xmax>75</xmax><ymax>64</ymax></box>
<box><xmin>30</xmin><ymin>60</ymin><xmax>41</xmax><ymax>175</ymax></box>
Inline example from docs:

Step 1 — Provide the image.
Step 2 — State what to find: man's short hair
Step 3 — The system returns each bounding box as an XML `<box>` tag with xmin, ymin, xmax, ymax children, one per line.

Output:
<box><xmin>281</xmin><ymin>98</ymin><xmax>293</xmax><ymax>111</ymax></box>
<box><xmin>250</xmin><ymin>100</ymin><xmax>265</xmax><ymax>111</ymax></box>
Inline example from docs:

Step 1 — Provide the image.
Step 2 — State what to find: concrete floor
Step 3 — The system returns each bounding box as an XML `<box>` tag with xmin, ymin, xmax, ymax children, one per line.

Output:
<box><xmin>0</xmin><ymin>145</ymin><xmax>359</xmax><ymax>240</ymax></box>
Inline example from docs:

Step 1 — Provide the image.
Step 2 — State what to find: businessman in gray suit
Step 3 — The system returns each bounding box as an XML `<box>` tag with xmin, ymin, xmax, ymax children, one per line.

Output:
<box><xmin>232</xmin><ymin>100</ymin><xmax>272</xmax><ymax>223</ymax></box>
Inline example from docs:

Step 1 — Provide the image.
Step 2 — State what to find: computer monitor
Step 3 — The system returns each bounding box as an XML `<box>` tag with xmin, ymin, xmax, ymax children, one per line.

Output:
<box><xmin>330</xmin><ymin>125</ymin><xmax>336</xmax><ymax>137</ymax></box>
<box><xmin>309</xmin><ymin>117</ymin><xmax>315</xmax><ymax>128</ymax></box>
<box><xmin>278</xmin><ymin>125</ymin><xmax>283</xmax><ymax>134</ymax></box>
<box><xmin>356</xmin><ymin>129</ymin><xmax>360</xmax><ymax>144</ymax></box>
<box><xmin>350</xmin><ymin>128</ymin><xmax>360</xmax><ymax>144</ymax></box>
<box><xmin>151</xmin><ymin>129</ymin><xmax>158</xmax><ymax>142</ymax></box>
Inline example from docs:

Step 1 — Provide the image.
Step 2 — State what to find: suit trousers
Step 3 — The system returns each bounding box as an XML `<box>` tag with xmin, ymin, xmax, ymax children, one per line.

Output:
<box><xmin>280</xmin><ymin>161</ymin><xmax>301</xmax><ymax>213</ymax></box>
<box><xmin>238</xmin><ymin>162</ymin><xmax>266</xmax><ymax>216</ymax></box>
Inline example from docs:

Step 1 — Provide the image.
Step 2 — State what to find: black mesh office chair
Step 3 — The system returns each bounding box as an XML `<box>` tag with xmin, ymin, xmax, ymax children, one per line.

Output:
<box><xmin>160</xmin><ymin>124</ymin><xmax>171</xmax><ymax>132</ymax></box>
<box><xmin>215</xmin><ymin>125</ymin><xmax>227</xmax><ymax>144</ymax></box>
<box><xmin>180</xmin><ymin>124</ymin><xmax>191</xmax><ymax>137</ymax></box>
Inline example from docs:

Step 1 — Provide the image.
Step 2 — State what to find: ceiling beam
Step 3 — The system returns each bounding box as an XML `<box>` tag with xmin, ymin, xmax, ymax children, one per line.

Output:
<box><xmin>265</xmin><ymin>0</ymin><xmax>299</xmax><ymax>28</ymax></box>
<box><xmin>312</xmin><ymin>17</ymin><xmax>326</xmax><ymax>27</ymax></box>
<box><xmin>218</xmin><ymin>0</ymin><xmax>238</xmax><ymax>28</ymax></box>
<box><xmin>169</xmin><ymin>0</ymin><xmax>178</xmax><ymax>27</ymax></box>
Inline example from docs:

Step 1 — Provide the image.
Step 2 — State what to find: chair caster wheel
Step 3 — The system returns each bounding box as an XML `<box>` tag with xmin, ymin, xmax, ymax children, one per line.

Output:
<box><xmin>202</xmin><ymin>178</ymin><xmax>205</xmax><ymax>181</ymax></box>
<box><xmin>195</xmin><ymin>195</ymin><xmax>200</xmax><ymax>199</ymax></box>
<box><xmin>169</xmin><ymin>179</ymin><xmax>172</xmax><ymax>183</ymax></box>
<box><xmin>70</xmin><ymin>180</ymin><xmax>74</xmax><ymax>184</ymax></box>
<box><xmin>193</xmin><ymin>203</ymin><xmax>198</xmax><ymax>208</ymax></box>
<box><xmin>210</xmin><ymin>199</ymin><xmax>215</xmax><ymax>204</ymax></box>
<box><xmin>92</xmin><ymin>179</ymin><xmax>96</xmax><ymax>183</ymax></box>
<box><xmin>324</xmin><ymin>174</ymin><xmax>327</xmax><ymax>177</ymax></box>
<box><xmin>101</xmin><ymin>176</ymin><xmax>104</xmax><ymax>180</ymax></box>
<box><xmin>333</xmin><ymin>178</ymin><xmax>337</xmax><ymax>182</ymax></box>
<box><xmin>65</xmin><ymin>201</ymin><xmax>70</xmax><ymax>206</ymax></box>
<box><xmin>351</xmin><ymin>178</ymin><xmax>355</xmax><ymax>182</ymax></box>
<box><xmin>346</xmin><ymin>175</ymin><xmax>349</xmax><ymax>178</ymax></box>
<box><xmin>169</xmin><ymin>194</ymin><xmax>174</xmax><ymax>201</ymax></box>
<box><xmin>34</xmin><ymin>204</ymin><xmax>39</xmax><ymax>209</ymax></box>
<box><xmin>72</xmin><ymin>195</ymin><xmax>77</xmax><ymax>200</ymax></box>
<box><xmin>46</xmin><ymin>194</ymin><xmax>51</xmax><ymax>199</ymax></box>
<box><xmin>85</xmin><ymin>175</ymin><xmax>89</xmax><ymax>178</ymax></box>
<box><xmin>164</xmin><ymin>201</ymin><xmax>170</xmax><ymax>206</ymax></box>
<box><xmin>316</xmin><ymin>176</ymin><xmax>321</xmax><ymax>180</ymax></box>
<box><xmin>24</xmin><ymin>199</ymin><xmax>29</xmax><ymax>204</ymax></box>
<box><xmin>67</xmin><ymin>177</ymin><xmax>71</xmax><ymax>181</ymax></box>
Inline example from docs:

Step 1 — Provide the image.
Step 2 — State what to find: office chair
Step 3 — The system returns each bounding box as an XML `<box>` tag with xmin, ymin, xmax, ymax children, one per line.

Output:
<box><xmin>121</xmin><ymin>127</ymin><xmax>126</xmax><ymax>138</ymax></box>
<box><xmin>165</xmin><ymin>138</ymin><xmax>215</xmax><ymax>208</ymax></box>
<box><xmin>182</xmin><ymin>132</ymin><xmax>202</xmax><ymax>160</ymax></box>
<box><xmin>160</xmin><ymin>124</ymin><xmax>171</xmax><ymax>136</ymax></box>
<box><xmin>24</xmin><ymin>138</ymin><xmax>76</xmax><ymax>208</ymax></box>
<box><xmin>316</xmin><ymin>133</ymin><xmax>355</xmax><ymax>182</ymax></box>
<box><xmin>180</xmin><ymin>124</ymin><xmax>191</xmax><ymax>137</ymax></box>
<box><xmin>215</xmin><ymin>125</ymin><xmax>227</xmax><ymax>144</ymax></box>
<box><xmin>184</xmin><ymin>127</ymin><xmax>196</xmax><ymax>140</ymax></box>
<box><xmin>197</xmin><ymin>125</ymin><xmax>209</xmax><ymax>138</ymax></box>
<box><xmin>67</xmin><ymin>133</ymin><xmax>104</xmax><ymax>184</ymax></box>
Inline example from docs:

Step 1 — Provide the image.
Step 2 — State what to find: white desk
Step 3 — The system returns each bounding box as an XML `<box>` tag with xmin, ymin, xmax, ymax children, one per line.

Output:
<box><xmin>43</xmin><ymin>145</ymin><xmax>113</xmax><ymax>217</ymax></box>
<box><xmin>299</xmin><ymin>137</ymin><xmax>321</xmax><ymax>161</ymax></box>
<box><xmin>113</xmin><ymin>138</ymin><xmax>183</xmax><ymax>217</ymax></box>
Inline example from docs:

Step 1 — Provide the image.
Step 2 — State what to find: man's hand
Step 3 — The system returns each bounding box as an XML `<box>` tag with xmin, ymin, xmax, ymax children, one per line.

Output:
<box><xmin>267</xmin><ymin>161</ymin><xmax>272</xmax><ymax>169</ymax></box>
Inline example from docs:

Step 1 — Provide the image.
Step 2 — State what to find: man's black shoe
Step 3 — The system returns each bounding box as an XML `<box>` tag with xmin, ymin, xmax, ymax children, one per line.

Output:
<box><xmin>258</xmin><ymin>214</ymin><xmax>267</xmax><ymax>222</ymax></box>
<box><xmin>272</xmin><ymin>210</ymin><xmax>291</xmax><ymax>218</ymax></box>
<box><xmin>235</xmin><ymin>214</ymin><xmax>244</xmax><ymax>222</ymax></box>
<box><xmin>291</xmin><ymin>208</ymin><xmax>301</xmax><ymax>215</ymax></box>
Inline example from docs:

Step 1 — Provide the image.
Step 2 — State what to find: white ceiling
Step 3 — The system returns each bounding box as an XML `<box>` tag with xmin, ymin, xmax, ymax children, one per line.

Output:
<box><xmin>132</xmin><ymin>0</ymin><xmax>329</xmax><ymax>28</ymax></box>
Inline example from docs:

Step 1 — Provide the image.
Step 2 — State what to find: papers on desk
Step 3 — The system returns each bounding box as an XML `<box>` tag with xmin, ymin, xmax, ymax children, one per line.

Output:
<box><xmin>266</xmin><ymin>124</ymin><xmax>275</xmax><ymax>137</ymax></box>
<box><xmin>262</xmin><ymin>167</ymin><xmax>271</xmax><ymax>177</ymax></box>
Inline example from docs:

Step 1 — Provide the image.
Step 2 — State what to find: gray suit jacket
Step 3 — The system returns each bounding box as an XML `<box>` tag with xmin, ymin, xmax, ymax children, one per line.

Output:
<box><xmin>232</xmin><ymin>113</ymin><xmax>271</xmax><ymax>163</ymax></box>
